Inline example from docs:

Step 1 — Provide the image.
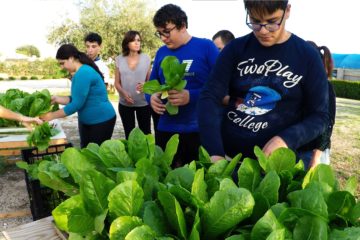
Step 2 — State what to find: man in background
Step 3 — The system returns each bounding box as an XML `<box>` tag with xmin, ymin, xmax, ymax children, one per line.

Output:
<box><xmin>84</xmin><ymin>32</ymin><xmax>113</xmax><ymax>91</ymax></box>
<box><xmin>212</xmin><ymin>30</ymin><xmax>235</xmax><ymax>51</ymax></box>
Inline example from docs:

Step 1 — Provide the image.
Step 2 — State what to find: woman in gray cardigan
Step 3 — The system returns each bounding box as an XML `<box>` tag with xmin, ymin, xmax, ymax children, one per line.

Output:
<box><xmin>114</xmin><ymin>30</ymin><xmax>152</xmax><ymax>139</ymax></box>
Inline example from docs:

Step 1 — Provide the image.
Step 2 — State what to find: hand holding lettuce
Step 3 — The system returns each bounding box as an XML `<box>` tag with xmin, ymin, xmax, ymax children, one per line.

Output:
<box><xmin>27</xmin><ymin>122</ymin><xmax>60</xmax><ymax>151</ymax></box>
<box><xmin>143</xmin><ymin>56</ymin><xmax>187</xmax><ymax>115</ymax></box>
<box><xmin>0</xmin><ymin>88</ymin><xmax>60</xmax><ymax>150</ymax></box>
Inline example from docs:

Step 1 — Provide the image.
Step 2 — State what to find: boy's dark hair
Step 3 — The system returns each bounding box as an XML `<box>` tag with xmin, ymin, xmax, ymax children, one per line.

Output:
<box><xmin>244</xmin><ymin>0</ymin><xmax>288</xmax><ymax>15</ymax></box>
<box><xmin>84</xmin><ymin>32</ymin><xmax>102</xmax><ymax>45</ymax></box>
<box><xmin>212</xmin><ymin>30</ymin><xmax>235</xmax><ymax>45</ymax></box>
<box><xmin>56</xmin><ymin>44</ymin><xmax>104</xmax><ymax>80</ymax></box>
<box><xmin>153</xmin><ymin>4</ymin><xmax>188</xmax><ymax>29</ymax></box>
<box><xmin>122</xmin><ymin>30</ymin><xmax>142</xmax><ymax>56</ymax></box>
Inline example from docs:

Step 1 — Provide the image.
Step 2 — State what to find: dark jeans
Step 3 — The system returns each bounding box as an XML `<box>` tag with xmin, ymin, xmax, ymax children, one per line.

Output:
<box><xmin>156</xmin><ymin>131</ymin><xmax>201</xmax><ymax>168</ymax></box>
<box><xmin>78</xmin><ymin>116</ymin><xmax>116</xmax><ymax>148</ymax></box>
<box><xmin>118</xmin><ymin>104</ymin><xmax>151</xmax><ymax>139</ymax></box>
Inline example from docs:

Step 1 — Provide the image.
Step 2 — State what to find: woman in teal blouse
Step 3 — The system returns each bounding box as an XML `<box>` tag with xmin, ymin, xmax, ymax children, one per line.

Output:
<box><xmin>40</xmin><ymin>44</ymin><xmax>116</xmax><ymax>148</ymax></box>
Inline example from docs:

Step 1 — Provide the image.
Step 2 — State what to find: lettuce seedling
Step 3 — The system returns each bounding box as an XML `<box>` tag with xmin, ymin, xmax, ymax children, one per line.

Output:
<box><xmin>27</xmin><ymin>122</ymin><xmax>60</xmax><ymax>151</ymax></box>
<box><xmin>143</xmin><ymin>56</ymin><xmax>187</xmax><ymax>115</ymax></box>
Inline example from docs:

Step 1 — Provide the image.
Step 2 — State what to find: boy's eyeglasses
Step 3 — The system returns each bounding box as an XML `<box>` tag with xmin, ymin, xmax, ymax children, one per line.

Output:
<box><xmin>246</xmin><ymin>9</ymin><xmax>286</xmax><ymax>32</ymax></box>
<box><xmin>154</xmin><ymin>26</ymin><xmax>177</xmax><ymax>38</ymax></box>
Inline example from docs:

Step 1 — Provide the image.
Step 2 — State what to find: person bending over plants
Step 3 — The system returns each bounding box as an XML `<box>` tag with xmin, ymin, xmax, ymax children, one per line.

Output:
<box><xmin>40</xmin><ymin>44</ymin><xmax>116</xmax><ymax>148</ymax></box>
<box><xmin>198</xmin><ymin>0</ymin><xmax>329</xmax><ymax>167</ymax></box>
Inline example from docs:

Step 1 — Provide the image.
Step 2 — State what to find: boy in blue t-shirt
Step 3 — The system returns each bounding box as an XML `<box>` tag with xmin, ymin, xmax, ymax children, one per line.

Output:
<box><xmin>148</xmin><ymin>4</ymin><xmax>219</xmax><ymax>167</ymax></box>
<box><xmin>198</xmin><ymin>0</ymin><xmax>329</xmax><ymax>167</ymax></box>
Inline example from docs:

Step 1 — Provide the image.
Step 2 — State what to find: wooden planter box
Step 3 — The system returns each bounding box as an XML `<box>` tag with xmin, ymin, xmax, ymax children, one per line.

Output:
<box><xmin>0</xmin><ymin>120</ymin><xmax>67</xmax><ymax>161</ymax></box>
<box><xmin>1</xmin><ymin>216</ymin><xmax>67</xmax><ymax>240</ymax></box>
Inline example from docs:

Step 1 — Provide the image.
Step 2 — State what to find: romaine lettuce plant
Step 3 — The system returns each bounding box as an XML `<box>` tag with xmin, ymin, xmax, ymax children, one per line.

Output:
<box><xmin>143</xmin><ymin>56</ymin><xmax>187</xmax><ymax>115</ymax></box>
<box><xmin>26</xmin><ymin>122</ymin><xmax>60</xmax><ymax>151</ymax></box>
<box><xmin>0</xmin><ymin>88</ymin><xmax>58</xmax><ymax>126</ymax></box>
<box><xmin>18</xmin><ymin>128</ymin><xmax>360</xmax><ymax>240</ymax></box>
<box><xmin>0</xmin><ymin>88</ymin><xmax>59</xmax><ymax>150</ymax></box>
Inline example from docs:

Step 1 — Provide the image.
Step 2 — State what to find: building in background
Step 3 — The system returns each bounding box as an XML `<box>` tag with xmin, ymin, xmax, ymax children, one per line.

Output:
<box><xmin>332</xmin><ymin>54</ymin><xmax>360</xmax><ymax>81</ymax></box>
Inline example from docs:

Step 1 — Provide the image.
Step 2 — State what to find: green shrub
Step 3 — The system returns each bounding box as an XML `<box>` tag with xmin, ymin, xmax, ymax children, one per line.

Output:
<box><xmin>20</xmin><ymin>76</ymin><xmax>28</xmax><ymax>80</ymax></box>
<box><xmin>331</xmin><ymin>79</ymin><xmax>360</xmax><ymax>100</ymax></box>
<box><xmin>0</xmin><ymin>58</ymin><xmax>67</xmax><ymax>79</ymax></box>
<box><xmin>0</xmin><ymin>77</ymin><xmax>4</xmax><ymax>81</ymax></box>
<box><xmin>8</xmin><ymin>76</ymin><xmax>16</xmax><ymax>80</ymax></box>
<box><xmin>30</xmin><ymin>76</ymin><xmax>38</xmax><ymax>80</ymax></box>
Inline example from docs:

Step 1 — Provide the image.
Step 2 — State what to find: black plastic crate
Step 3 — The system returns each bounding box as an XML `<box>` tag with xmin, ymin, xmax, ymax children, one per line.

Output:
<box><xmin>21</xmin><ymin>143</ymin><xmax>72</xmax><ymax>220</ymax></box>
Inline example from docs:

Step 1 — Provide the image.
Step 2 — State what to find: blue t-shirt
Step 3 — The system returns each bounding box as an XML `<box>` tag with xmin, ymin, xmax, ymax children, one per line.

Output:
<box><xmin>64</xmin><ymin>64</ymin><xmax>116</xmax><ymax>125</ymax></box>
<box><xmin>148</xmin><ymin>37</ymin><xmax>219</xmax><ymax>133</ymax></box>
<box><xmin>198</xmin><ymin>33</ymin><xmax>329</xmax><ymax>158</ymax></box>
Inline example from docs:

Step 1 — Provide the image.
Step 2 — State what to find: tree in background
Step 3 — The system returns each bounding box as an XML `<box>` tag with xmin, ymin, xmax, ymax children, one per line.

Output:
<box><xmin>0</xmin><ymin>58</ymin><xmax>68</xmax><ymax>79</ymax></box>
<box><xmin>16</xmin><ymin>45</ymin><xmax>41</xmax><ymax>58</ymax></box>
<box><xmin>47</xmin><ymin>0</ymin><xmax>162</xmax><ymax>61</ymax></box>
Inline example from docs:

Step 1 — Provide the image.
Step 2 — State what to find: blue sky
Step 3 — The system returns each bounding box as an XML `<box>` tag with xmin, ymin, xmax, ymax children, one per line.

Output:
<box><xmin>1</xmin><ymin>0</ymin><xmax>358</xmax><ymax>57</ymax></box>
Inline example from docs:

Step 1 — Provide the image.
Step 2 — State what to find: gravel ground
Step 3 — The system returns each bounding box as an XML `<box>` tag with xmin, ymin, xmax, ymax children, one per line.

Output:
<box><xmin>0</xmin><ymin>166</ymin><xmax>33</xmax><ymax>232</ymax></box>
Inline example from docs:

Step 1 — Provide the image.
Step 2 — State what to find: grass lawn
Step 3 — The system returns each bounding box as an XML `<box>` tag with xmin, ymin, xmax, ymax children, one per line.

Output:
<box><xmin>330</xmin><ymin>97</ymin><xmax>360</xmax><ymax>197</ymax></box>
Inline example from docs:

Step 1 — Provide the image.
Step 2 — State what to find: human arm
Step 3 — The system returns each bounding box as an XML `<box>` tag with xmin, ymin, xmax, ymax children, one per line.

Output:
<box><xmin>276</xmin><ymin>50</ymin><xmax>330</xmax><ymax>152</ymax></box>
<box><xmin>145</xmin><ymin>54</ymin><xmax>167</xmax><ymax>114</ymax></box>
<box><xmin>102</xmin><ymin>63</ymin><xmax>110</xmax><ymax>84</ymax></box>
<box><xmin>114</xmin><ymin>65</ymin><xmax>134</xmax><ymax>105</ymax></box>
<box><xmin>177</xmin><ymin>40</ymin><xmax>219</xmax><ymax>108</ymax></box>
<box><xmin>62</xmin><ymin>66</ymin><xmax>95</xmax><ymax>116</ymax></box>
<box><xmin>40</xmin><ymin>109</ymin><xmax>67</xmax><ymax>122</ymax></box>
<box><xmin>198</xmin><ymin>42</ymin><xmax>234</xmax><ymax>159</ymax></box>
<box><xmin>146</xmin><ymin>64</ymin><xmax>151</xmax><ymax>81</ymax></box>
<box><xmin>150</xmin><ymin>93</ymin><xmax>166</xmax><ymax>115</ymax></box>
<box><xmin>38</xmin><ymin>95</ymin><xmax>69</xmax><ymax>123</ymax></box>
<box><xmin>210</xmin><ymin>155</ymin><xmax>226</xmax><ymax>162</ymax></box>
<box><xmin>167</xmin><ymin>89</ymin><xmax>190</xmax><ymax>106</ymax></box>
<box><xmin>136</xmin><ymin>59</ymin><xmax>152</xmax><ymax>94</ymax></box>
<box><xmin>295</xmin><ymin>81</ymin><xmax>336</xmax><ymax>168</ymax></box>
<box><xmin>313</xmin><ymin>82</ymin><xmax>336</xmax><ymax>151</ymax></box>
<box><xmin>308</xmin><ymin>149</ymin><xmax>323</xmax><ymax>168</ymax></box>
<box><xmin>306</xmin><ymin>82</ymin><xmax>336</xmax><ymax>168</ymax></box>
<box><xmin>0</xmin><ymin>106</ymin><xmax>43</xmax><ymax>129</ymax></box>
<box><xmin>51</xmin><ymin>96</ymin><xmax>71</xmax><ymax>105</ymax></box>
<box><xmin>262</xmin><ymin>136</ymin><xmax>288</xmax><ymax>156</ymax></box>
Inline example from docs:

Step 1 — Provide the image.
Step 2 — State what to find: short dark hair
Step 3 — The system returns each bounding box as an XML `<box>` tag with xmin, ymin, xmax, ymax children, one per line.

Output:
<box><xmin>244</xmin><ymin>0</ymin><xmax>288</xmax><ymax>16</ymax></box>
<box><xmin>84</xmin><ymin>32</ymin><xmax>102</xmax><ymax>45</ymax></box>
<box><xmin>212</xmin><ymin>30</ymin><xmax>235</xmax><ymax>45</ymax></box>
<box><xmin>153</xmin><ymin>4</ymin><xmax>188</xmax><ymax>29</ymax></box>
<box><xmin>122</xmin><ymin>31</ymin><xmax>142</xmax><ymax>56</ymax></box>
